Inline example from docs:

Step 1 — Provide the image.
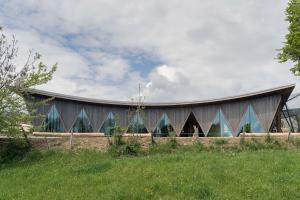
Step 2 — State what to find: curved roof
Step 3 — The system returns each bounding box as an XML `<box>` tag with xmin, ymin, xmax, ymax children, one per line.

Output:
<box><xmin>28</xmin><ymin>84</ymin><xmax>295</xmax><ymax>107</ymax></box>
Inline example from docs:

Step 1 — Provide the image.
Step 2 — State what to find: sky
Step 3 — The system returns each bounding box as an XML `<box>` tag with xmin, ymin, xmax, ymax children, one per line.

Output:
<box><xmin>0</xmin><ymin>0</ymin><xmax>299</xmax><ymax>103</ymax></box>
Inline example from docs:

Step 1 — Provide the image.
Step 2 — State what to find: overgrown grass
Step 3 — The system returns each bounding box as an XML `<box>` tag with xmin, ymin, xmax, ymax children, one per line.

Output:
<box><xmin>0</xmin><ymin>136</ymin><xmax>300</xmax><ymax>199</ymax></box>
<box><xmin>0</xmin><ymin>142</ymin><xmax>299</xmax><ymax>199</ymax></box>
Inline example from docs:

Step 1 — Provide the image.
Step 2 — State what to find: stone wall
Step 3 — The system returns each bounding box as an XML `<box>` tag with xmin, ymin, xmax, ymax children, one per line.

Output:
<box><xmin>26</xmin><ymin>132</ymin><xmax>300</xmax><ymax>151</ymax></box>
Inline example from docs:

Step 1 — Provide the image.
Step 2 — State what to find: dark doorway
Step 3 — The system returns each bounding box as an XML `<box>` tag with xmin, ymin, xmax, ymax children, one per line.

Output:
<box><xmin>180</xmin><ymin>112</ymin><xmax>204</xmax><ymax>137</ymax></box>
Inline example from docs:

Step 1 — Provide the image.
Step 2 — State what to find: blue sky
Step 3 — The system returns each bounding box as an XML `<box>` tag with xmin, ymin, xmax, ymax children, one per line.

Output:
<box><xmin>0</xmin><ymin>0</ymin><xmax>299</xmax><ymax>102</ymax></box>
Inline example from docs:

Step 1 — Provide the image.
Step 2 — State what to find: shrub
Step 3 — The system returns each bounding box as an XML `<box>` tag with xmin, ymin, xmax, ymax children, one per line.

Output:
<box><xmin>193</xmin><ymin>141</ymin><xmax>205</xmax><ymax>151</ymax></box>
<box><xmin>167</xmin><ymin>138</ymin><xmax>178</xmax><ymax>149</ymax></box>
<box><xmin>108</xmin><ymin>137</ymin><xmax>141</xmax><ymax>157</ymax></box>
<box><xmin>239</xmin><ymin>134</ymin><xmax>246</xmax><ymax>146</ymax></box>
<box><xmin>124</xmin><ymin>138</ymin><xmax>141</xmax><ymax>156</ymax></box>
<box><xmin>265</xmin><ymin>133</ymin><xmax>273</xmax><ymax>144</ymax></box>
<box><xmin>263</xmin><ymin>138</ymin><xmax>284</xmax><ymax>150</ymax></box>
<box><xmin>107</xmin><ymin>145</ymin><xmax>122</xmax><ymax>157</ymax></box>
<box><xmin>0</xmin><ymin>138</ymin><xmax>31</xmax><ymax>163</ymax></box>
<box><xmin>243</xmin><ymin>138</ymin><xmax>264</xmax><ymax>151</ymax></box>
<box><xmin>112</xmin><ymin>133</ymin><xmax>124</xmax><ymax>146</ymax></box>
<box><xmin>292</xmin><ymin>137</ymin><xmax>300</xmax><ymax>148</ymax></box>
<box><xmin>213</xmin><ymin>139</ymin><xmax>228</xmax><ymax>146</ymax></box>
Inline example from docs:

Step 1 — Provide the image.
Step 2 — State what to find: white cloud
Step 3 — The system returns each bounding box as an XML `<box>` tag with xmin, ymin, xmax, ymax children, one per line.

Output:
<box><xmin>156</xmin><ymin>65</ymin><xmax>180</xmax><ymax>82</ymax></box>
<box><xmin>0</xmin><ymin>0</ymin><xmax>298</xmax><ymax>102</ymax></box>
<box><xmin>94</xmin><ymin>56</ymin><xmax>130</xmax><ymax>81</ymax></box>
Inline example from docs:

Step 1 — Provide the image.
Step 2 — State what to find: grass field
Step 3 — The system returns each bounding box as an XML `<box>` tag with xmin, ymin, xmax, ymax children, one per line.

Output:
<box><xmin>0</xmin><ymin>147</ymin><xmax>300</xmax><ymax>200</ymax></box>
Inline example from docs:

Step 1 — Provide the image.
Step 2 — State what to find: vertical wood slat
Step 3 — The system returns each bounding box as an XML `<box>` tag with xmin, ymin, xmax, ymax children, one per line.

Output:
<box><xmin>111</xmin><ymin>106</ymin><xmax>130</xmax><ymax>130</ymax></box>
<box><xmin>164</xmin><ymin>107</ymin><xmax>191</xmax><ymax>135</ymax></box>
<box><xmin>251</xmin><ymin>95</ymin><xmax>282</xmax><ymax>132</ymax></box>
<box><xmin>221</xmin><ymin>100</ymin><xmax>249</xmax><ymax>136</ymax></box>
<box><xmin>192</xmin><ymin>105</ymin><xmax>219</xmax><ymax>136</ymax></box>
<box><xmin>221</xmin><ymin>102</ymin><xmax>239</xmax><ymax>134</ymax></box>
<box><xmin>31</xmin><ymin>93</ymin><xmax>285</xmax><ymax>136</ymax></box>
<box><xmin>54</xmin><ymin>99</ymin><xmax>82</xmax><ymax>132</ymax></box>
<box><xmin>144</xmin><ymin>108</ymin><xmax>165</xmax><ymax>132</ymax></box>
<box><xmin>84</xmin><ymin>104</ymin><xmax>98</xmax><ymax>132</ymax></box>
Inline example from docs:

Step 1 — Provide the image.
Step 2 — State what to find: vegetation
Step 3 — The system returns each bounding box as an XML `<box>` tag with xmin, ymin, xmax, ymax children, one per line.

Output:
<box><xmin>107</xmin><ymin>124</ymin><xmax>142</xmax><ymax>157</ymax></box>
<box><xmin>0</xmin><ymin>27</ymin><xmax>56</xmax><ymax>138</ymax></box>
<box><xmin>0</xmin><ymin>147</ymin><xmax>299</xmax><ymax>200</ymax></box>
<box><xmin>0</xmin><ymin>134</ymin><xmax>300</xmax><ymax>199</ymax></box>
<box><xmin>277</xmin><ymin>0</ymin><xmax>300</xmax><ymax>75</ymax></box>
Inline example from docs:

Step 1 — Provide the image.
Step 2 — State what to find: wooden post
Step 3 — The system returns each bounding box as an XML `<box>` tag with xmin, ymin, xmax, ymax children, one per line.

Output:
<box><xmin>70</xmin><ymin>131</ymin><xmax>73</xmax><ymax>150</ymax></box>
<box><xmin>288</xmin><ymin>130</ymin><xmax>291</xmax><ymax>142</ymax></box>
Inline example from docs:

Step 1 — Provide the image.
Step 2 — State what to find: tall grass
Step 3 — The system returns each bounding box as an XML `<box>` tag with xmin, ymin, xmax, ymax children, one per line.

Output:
<box><xmin>0</xmin><ymin>148</ymin><xmax>299</xmax><ymax>200</ymax></box>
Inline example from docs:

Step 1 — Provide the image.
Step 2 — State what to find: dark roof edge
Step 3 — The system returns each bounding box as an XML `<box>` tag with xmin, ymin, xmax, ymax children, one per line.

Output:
<box><xmin>28</xmin><ymin>84</ymin><xmax>295</xmax><ymax>107</ymax></box>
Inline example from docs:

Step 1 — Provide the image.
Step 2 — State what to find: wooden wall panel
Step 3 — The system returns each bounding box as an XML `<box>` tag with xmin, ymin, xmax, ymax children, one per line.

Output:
<box><xmin>111</xmin><ymin>106</ymin><xmax>130</xmax><ymax>130</ymax></box>
<box><xmin>54</xmin><ymin>99</ymin><xmax>83</xmax><ymax>132</ymax></box>
<box><xmin>84</xmin><ymin>104</ymin><xmax>105</xmax><ymax>132</ymax></box>
<box><xmin>221</xmin><ymin>100</ymin><xmax>249</xmax><ymax>136</ymax></box>
<box><xmin>31</xmin><ymin>93</ymin><xmax>284</xmax><ymax>136</ymax></box>
<box><xmin>251</xmin><ymin>95</ymin><xmax>282</xmax><ymax>132</ymax></box>
<box><xmin>164</xmin><ymin>107</ymin><xmax>191</xmax><ymax>135</ymax></box>
<box><xmin>192</xmin><ymin>105</ymin><xmax>219</xmax><ymax>135</ymax></box>
<box><xmin>144</xmin><ymin>108</ymin><xmax>165</xmax><ymax>132</ymax></box>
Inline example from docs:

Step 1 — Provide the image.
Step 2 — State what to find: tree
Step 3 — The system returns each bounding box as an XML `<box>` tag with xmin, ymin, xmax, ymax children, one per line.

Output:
<box><xmin>0</xmin><ymin>27</ymin><xmax>57</xmax><ymax>137</ymax></box>
<box><xmin>277</xmin><ymin>0</ymin><xmax>300</xmax><ymax>75</ymax></box>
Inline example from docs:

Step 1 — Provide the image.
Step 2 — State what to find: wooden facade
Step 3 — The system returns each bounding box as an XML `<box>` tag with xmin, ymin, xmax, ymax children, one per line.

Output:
<box><xmin>28</xmin><ymin>84</ymin><xmax>295</xmax><ymax>137</ymax></box>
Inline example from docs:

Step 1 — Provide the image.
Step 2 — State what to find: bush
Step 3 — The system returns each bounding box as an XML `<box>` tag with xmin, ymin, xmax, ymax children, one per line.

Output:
<box><xmin>124</xmin><ymin>138</ymin><xmax>141</xmax><ymax>156</ymax></box>
<box><xmin>213</xmin><ymin>139</ymin><xmax>228</xmax><ymax>146</ymax></box>
<box><xmin>107</xmin><ymin>145</ymin><xmax>122</xmax><ymax>157</ymax></box>
<box><xmin>239</xmin><ymin>135</ymin><xmax>246</xmax><ymax>146</ymax></box>
<box><xmin>263</xmin><ymin>138</ymin><xmax>284</xmax><ymax>150</ymax></box>
<box><xmin>291</xmin><ymin>137</ymin><xmax>300</xmax><ymax>148</ymax></box>
<box><xmin>241</xmin><ymin>138</ymin><xmax>264</xmax><ymax>151</ymax></box>
<box><xmin>148</xmin><ymin>138</ymin><xmax>180</xmax><ymax>155</ymax></box>
<box><xmin>166</xmin><ymin>138</ymin><xmax>178</xmax><ymax>149</ymax></box>
<box><xmin>265</xmin><ymin>133</ymin><xmax>273</xmax><ymax>144</ymax></box>
<box><xmin>193</xmin><ymin>141</ymin><xmax>205</xmax><ymax>151</ymax></box>
<box><xmin>0</xmin><ymin>138</ymin><xmax>31</xmax><ymax>163</ymax></box>
<box><xmin>112</xmin><ymin>133</ymin><xmax>124</xmax><ymax>146</ymax></box>
<box><xmin>108</xmin><ymin>137</ymin><xmax>141</xmax><ymax>157</ymax></box>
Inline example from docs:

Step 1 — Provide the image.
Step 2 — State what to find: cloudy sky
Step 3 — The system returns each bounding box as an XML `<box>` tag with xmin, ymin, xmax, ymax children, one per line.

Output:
<box><xmin>0</xmin><ymin>0</ymin><xmax>299</xmax><ymax>102</ymax></box>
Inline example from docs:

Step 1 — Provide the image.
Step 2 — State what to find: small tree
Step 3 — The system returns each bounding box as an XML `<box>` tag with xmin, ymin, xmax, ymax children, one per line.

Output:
<box><xmin>277</xmin><ymin>0</ymin><xmax>300</xmax><ymax>75</ymax></box>
<box><xmin>0</xmin><ymin>27</ymin><xmax>57</xmax><ymax>138</ymax></box>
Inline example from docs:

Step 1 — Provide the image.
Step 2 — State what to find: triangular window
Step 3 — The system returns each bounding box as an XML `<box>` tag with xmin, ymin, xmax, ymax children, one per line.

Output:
<box><xmin>237</xmin><ymin>105</ymin><xmax>264</xmax><ymax>135</ymax></box>
<box><xmin>127</xmin><ymin>112</ymin><xmax>148</xmax><ymax>133</ymax></box>
<box><xmin>180</xmin><ymin>112</ymin><xmax>204</xmax><ymax>137</ymax></box>
<box><xmin>153</xmin><ymin>113</ymin><xmax>175</xmax><ymax>137</ymax></box>
<box><xmin>43</xmin><ymin>105</ymin><xmax>65</xmax><ymax>132</ymax></box>
<box><xmin>208</xmin><ymin>110</ymin><xmax>233</xmax><ymax>137</ymax></box>
<box><xmin>71</xmin><ymin>109</ymin><xmax>93</xmax><ymax>133</ymax></box>
<box><xmin>100</xmin><ymin>112</ymin><xmax>116</xmax><ymax>136</ymax></box>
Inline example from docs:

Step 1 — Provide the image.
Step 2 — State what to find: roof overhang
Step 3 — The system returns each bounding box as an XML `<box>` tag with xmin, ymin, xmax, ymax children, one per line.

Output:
<box><xmin>27</xmin><ymin>84</ymin><xmax>295</xmax><ymax>107</ymax></box>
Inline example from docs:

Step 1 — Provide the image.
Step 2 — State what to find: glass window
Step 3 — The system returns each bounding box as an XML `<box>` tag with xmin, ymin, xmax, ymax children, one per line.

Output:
<box><xmin>208</xmin><ymin>110</ymin><xmax>233</xmax><ymax>137</ymax></box>
<box><xmin>127</xmin><ymin>112</ymin><xmax>148</xmax><ymax>133</ymax></box>
<box><xmin>71</xmin><ymin>109</ymin><xmax>93</xmax><ymax>133</ymax></box>
<box><xmin>43</xmin><ymin>105</ymin><xmax>65</xmax><ymax>132</ymax></box>
<box><xmin>238</xmin><ymin>105</ymin><xmax>264</xmax><ymax>135</ymax></box>
<box><xmin>100</xmin><ymin>112</ymin><xmax>116</xmax><ymax>136</ymax></box>
<box><xmin>153</xmin><ymin>113</ymin><xmax>175</xmax><ymax>137</ymax></box>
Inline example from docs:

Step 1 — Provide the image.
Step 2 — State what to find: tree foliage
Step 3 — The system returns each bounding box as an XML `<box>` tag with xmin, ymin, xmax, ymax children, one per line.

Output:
<box><xmin>277</xmin><ymin>0</ymin><xmax>300</xmax><ymax>75</ymax></box>
<box><xmin>0</xmin><ymin>27</ymin><xmax>57</xmax><ymax>137</ymax></box>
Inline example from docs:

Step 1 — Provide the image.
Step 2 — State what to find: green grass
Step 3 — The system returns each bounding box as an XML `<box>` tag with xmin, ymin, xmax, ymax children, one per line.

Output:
<box><xmin>0</xmin><ymin>148</ymin><xmax>300</xmax><ymax>200</ymax></box>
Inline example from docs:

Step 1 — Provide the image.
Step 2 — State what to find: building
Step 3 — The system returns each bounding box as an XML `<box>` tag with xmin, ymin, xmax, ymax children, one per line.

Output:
<box><xmin>27</xmin><ymin>84</ymin><xmax>295</xmax><ymax>137</ymax></box>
